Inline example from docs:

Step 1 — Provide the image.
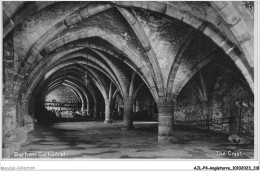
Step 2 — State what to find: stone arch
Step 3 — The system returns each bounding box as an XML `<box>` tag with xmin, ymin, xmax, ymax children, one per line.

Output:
<box><xmin>166</xmin><ymin>32</ymin><xmax>194</xmax><ymax>100</ymax></box>
<box><xmin>26</xmin><ymin>70</ymin><xmax>90</xmax><ymax>117</ymax></box>
<box><xmin>86</xmin><ymin>68</ymin><xmax>109</xmax><ymax>101</ymax></box>
<box><xmin>25</xmin><ymin>55</ymin><xmax>123</xmax><ymax>100</ymax></box>
<box><xmin>3</xmin><ymin>1</ymin><xmax>56</xmax><ymax>37</ymax></box>
<box><xmin>46</xmin><ymin>53</ymin><xmax>121</xmax><ymax>92</ymax></box>
<box><xmin>26</xmin><ymin>44</ymin><xmax>125</xmax><ymax>98</ymax></box>
<box><xmin>10</xmin><ymin>3</ymin><xmax>115</xmax><ymax>104</ymax></box>
<box><xmin>48</xmin><ymin>76</ymin><xmax>89</xmax><ymax>111</ymax></box>
<box><xmin>50</xmin><ymin>77</ymin><xmax>98</xmax><ymax>115</ymax></box>
<box><xmin>16</xmin><ymin>3</ymin><xmax>113</xmax><ymax>69</ymax></box>
<box><xmin>172</xmin><ymin>57</ymin><xmax>212</xmax><ymax>97</ymax></box>
<box><xmin>112</xmin><ymin>89</ymin><xmax>120</xmax><ymax>100</ymax></box>
<box><xmin>22</xmin><ymin>28</ymin><xmax>159</xmax><ymax>100</ymax></box>
<box><xmin>89</xmin><ymin>49</ymin><xmax>129</xmax><ymax>96</ymax></box>
<box><xmin>24</xmin><ymin>61</ymin><xmax>110</xmax><ymax>119</ymax></box>
<box><xmin>133</xmin><ymin>83</ymin><xmax>144</xmax><ymax>100</ymax></box>
<box><xmin>112</xmin><ymin>1</ymin><xmax>254</xmax><ymax>93</ymax></box>
<box><xmin>43</xmin><ymin>27</ymin><xmax>156</xmax><ymax>92</ymax></box>
<box><xmin>211</xmin><ymin>1</ymin><xmax>254</xmax><ymax>67</ymax></box>
<box><xmin>62</xmin><ymin>81</ymin><xmax>86</xmax><ymax>110</ymax></box>
<box><xmin>117</xmin><ymin>7</ymin><xmax>164</xmax><ymax>96</ymax></box>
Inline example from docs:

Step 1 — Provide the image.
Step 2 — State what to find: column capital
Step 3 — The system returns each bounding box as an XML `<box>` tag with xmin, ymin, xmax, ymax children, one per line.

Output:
<box><xmin>157</xmin><ymin>101</ymin><xmax>175</xmax><ymax>106</ymax></box>
<box><xmin>157</xmin><ymin>103</ymin><xmax>174</xmax><ymax>114</ymax></box>
<box><xmin>123</xmin><ymin>96</ymin><xmax>134</xmax><ymax>105</ymax></box>
<box><xmin>156</xmin><ymin>95</ymin><xmax>177</xmax><ymax>105</ymax></box>
<box><xmin>123</xmin><ymin>96</ymin><xmax>133</xmax><ymax>101</ymax></box>
<box><xmin>105</xmin><ymin>99</ymin><xmax>111</xmax><ymax>103</ymax></box>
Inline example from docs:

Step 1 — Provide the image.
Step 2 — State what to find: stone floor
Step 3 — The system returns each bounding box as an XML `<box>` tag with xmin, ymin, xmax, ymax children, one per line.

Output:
<box><xmin>13</xmin><ymin>121</ymin><xmax>254</xmax><ymax>159</ymax></box>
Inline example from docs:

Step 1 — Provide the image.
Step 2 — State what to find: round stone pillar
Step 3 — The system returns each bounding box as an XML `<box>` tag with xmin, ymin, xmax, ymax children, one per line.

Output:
<box><xmin>122</xmin><ymin>98</ymin><xmax>134</xmax><ymax>130</ymax></box>
<box><xmin>202</xmin><ymin>101</ymin><xmax>209</xmax><ymax>118</ymax></box>
<box><xmin>202</xmin><ymin>101</ymin><xmax>210</xmax><ymax>130</ymax></box>
<box><xmin>93</xmin><ymin>103</ymin><xmax>98</xmax><ymax>119</ymax></box>
<box><xmin>157</xmin><ymin>102</ymin><xmax>174</xmax><ymax>143</ymax></box>
<box><xmin>104</xmin><ymin>100</ymin><xmax>112</xmax><ymax>123</ymax></box>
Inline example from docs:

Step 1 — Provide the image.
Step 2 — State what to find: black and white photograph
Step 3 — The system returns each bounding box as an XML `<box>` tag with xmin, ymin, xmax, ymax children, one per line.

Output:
<box><xmin>1</xmin><ymin>1</ymin><xmax>259</xmax><ymax>170</ymax></box>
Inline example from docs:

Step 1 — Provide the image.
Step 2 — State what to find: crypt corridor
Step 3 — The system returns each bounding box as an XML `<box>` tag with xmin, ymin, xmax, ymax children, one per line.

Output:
<box><xmin>2</xmin><ymin>1</ymin><xmax>255</xmax><ymax>159</ymax></box>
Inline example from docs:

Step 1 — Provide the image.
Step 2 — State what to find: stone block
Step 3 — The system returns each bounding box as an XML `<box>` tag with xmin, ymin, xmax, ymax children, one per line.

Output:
<box><xmin>26</xmin><ymin>56</ymin><xmax>36</xmax><ymax>65</ymax></box>
<box><xmin>236</xmin><ymin>32</ymin><xmax>251</xmax><ymax>44</ymax></box>
<box><xmin>203</xmin><ymin>26</ymin><xmax>218</xmax><ymax>41</ymax></box>
<box><xmin>80</xmin><ymin>4</ymin><xmax>112</xmax><ymax>20</ymax></box>
<box><xmin>211</xmin><ymin>33</ymin><xmax>225</xmax><ymax>46</ymax></box>
<box><xmin>132</xmin><ymin>1</ymin><xmax>147</xmax><ymax>9</ymax></box>
<box><xmin>148</xmin><ymin>2</ymin><xmax>167</xmax><ymax>13</ymax></box>
<box><xmin>65</xmin><ymin>12</ymin><xmax>82</xmax><ymax>26</ymax></box>
<box><xmin>213</xmin><ymin>1</ymin><xmax>230</xmax><ymax>11</ymax></box>
<box><xmin>240</xmin><ymin>40</ymin><xmax>254</xmax><ymax>66</ymax></box>
<box><xmin>45</xmin><ymin>38</ymin><xmax>63</xmax><ymax>52</ymax></box>
<box><xmin>165</xmin><ymin>6</ymin><xmax>184</xmax><ymax>21</ymax></box>
<box><xmin>226</xmin><ymin>47</ymin><xmax>239</xmax><ymax>61</ymax></box>
<box><xmin>120</xmin><ymin>1</ymin><xmax>133</xmax><ymax>6</ymax></box>
<box><xmin>55</xmin><ymin>20</ymin><xmax>68</xmax><ymax>30</ymax></box>
<box><xmin>182</xmin><ymin>13</ymin><xmax>202</xmax><ymax>29</ymax></box>
<box><xmin>221</xmin><ymin>40</ymin><xmax>234</xmax><ymax>53</ymax></box>
<box><xmin>27</xmin><ymin>47</ymin><xmax>40</xmax><ymax>62</ymax></box>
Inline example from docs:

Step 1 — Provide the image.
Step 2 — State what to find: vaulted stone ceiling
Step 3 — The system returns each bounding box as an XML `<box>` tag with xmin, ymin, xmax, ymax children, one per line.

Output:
<box><xmin>3</xmin><ymin>1</ymin><xmax>254</xmax><ymax>121</ymax></box>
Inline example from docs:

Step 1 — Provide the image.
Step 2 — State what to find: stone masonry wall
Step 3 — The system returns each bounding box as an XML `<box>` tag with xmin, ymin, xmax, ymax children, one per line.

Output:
<box><xmin>175</xmin><ymin>72</ymin><xmax>253</xmax><ymax>135</ymax></box>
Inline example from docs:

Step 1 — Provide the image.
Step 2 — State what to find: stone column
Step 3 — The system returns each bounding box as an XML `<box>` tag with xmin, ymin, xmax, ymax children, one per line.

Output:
<box><xmin>152</xmin><ymin>101</ymin><xmax>158</xmax><ymax>121</ymax></box>
<box><xmin>202</xmin><ymin>101</ymin><xmax>210</xmax><ymax>130</ymax></box>
<box><xmin>86</xmin><ymin>102</ymin><xmax>89</xmax><ymax>114</ymax></box>
<box><xmin>104</xmin><ymin>99</ymin><xmax>112</xmax><ymax>123</ymax></box>
<box><xmin>157</xmin><ymin>102</ymin><xmax>175</xmax><ymax>143</ymax></box>
<box><xmin>148</xmin><ymin>99</ymin><xmax>154</xmax><ymax>120</ymax></box>
<box><xmin>93</xmin><ymin>103</ymin><xmax>98</xmax><ymax>119</ymax></box>
<box><xmin>122</xmin><ymin>97</ymin><xmax>134</xmax><ymax>130</ymax></box>
<box><xmin>202</xmin><ymin>101</ymin><xmax>207</xmax><ymax>117</ymax></box>
<box><xmin>81</xmin><ymin>102</ymin><xmax>84</xmax><ymax>112</ymax></box>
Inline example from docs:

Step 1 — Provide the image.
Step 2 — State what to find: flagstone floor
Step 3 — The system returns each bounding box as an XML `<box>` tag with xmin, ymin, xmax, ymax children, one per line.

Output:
<box><xmin>13</xmin><ymin>121</ymin><xmax>254</xmax><ymax>159</ymax></box>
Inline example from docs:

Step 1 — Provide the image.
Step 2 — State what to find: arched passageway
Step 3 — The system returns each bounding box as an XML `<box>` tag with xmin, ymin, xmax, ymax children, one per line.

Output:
<box><xmin>2</xmin><ymin>1</ymin><xmax>254</xmax><ymax>159</ymax></box>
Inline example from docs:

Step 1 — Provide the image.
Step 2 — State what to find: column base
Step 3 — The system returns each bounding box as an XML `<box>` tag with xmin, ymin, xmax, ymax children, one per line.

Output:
<box><xmin>104</xmin><ymin>119</ymin><xmax>113</xmax><ymax>123</ymax></box>
<box><xmin>121</xmin><ymin>125</ymin><xmax>134</xmax><ymax>130</ymax></box>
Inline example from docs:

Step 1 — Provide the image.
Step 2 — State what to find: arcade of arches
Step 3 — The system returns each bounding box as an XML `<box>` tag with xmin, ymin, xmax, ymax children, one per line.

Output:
<box><xmin>2</xmin><ymin>1</ymin><xmax>255</xmax><ymax>158</ymax></box>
